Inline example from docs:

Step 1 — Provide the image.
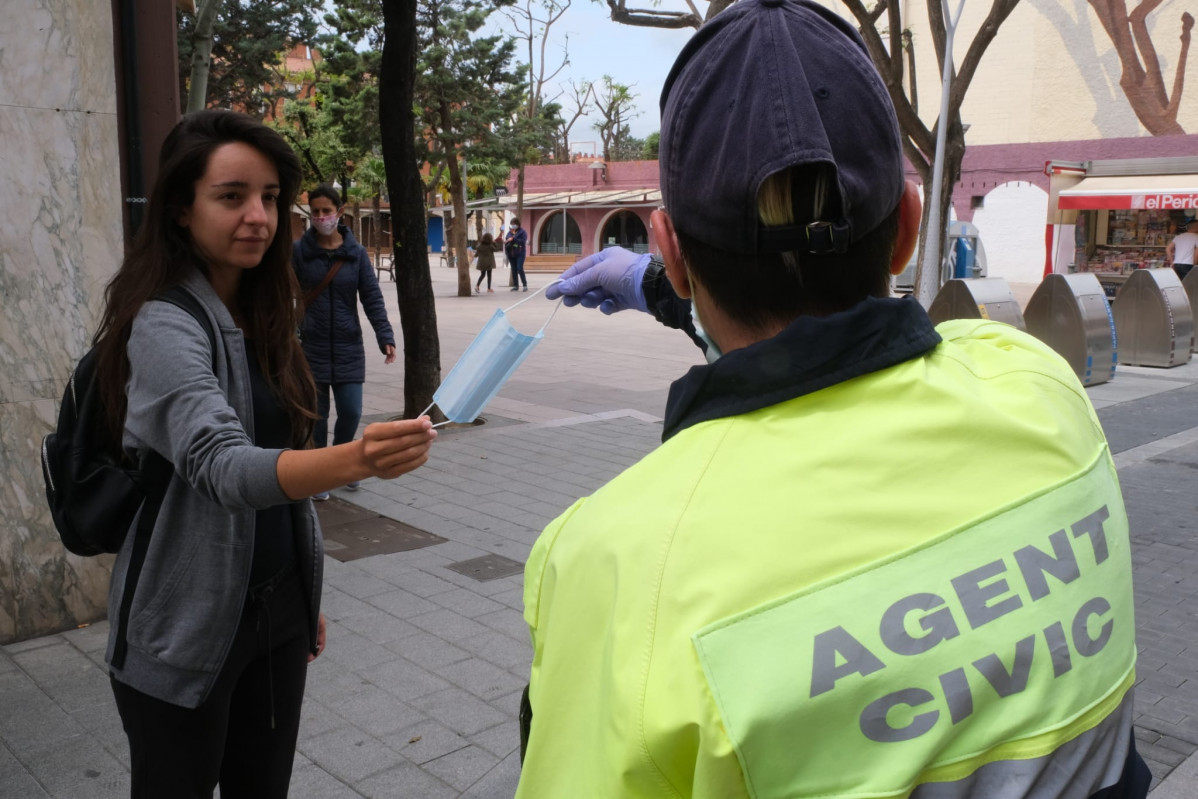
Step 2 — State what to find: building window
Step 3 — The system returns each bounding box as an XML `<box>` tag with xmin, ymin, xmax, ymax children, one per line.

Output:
<box><xmin>971</xmin><ymin>195</ymin><xmax>985</xmax><ymax>210</ymax></box>
<box><xmin>600</xmin><ymin>211</ymin><xmax>649</xmax><ymax>253</ymax></box>
<box><xmin>538</xmin><ymin>211</ymin><xmax>582</xmax><ymax>254</ymax></box>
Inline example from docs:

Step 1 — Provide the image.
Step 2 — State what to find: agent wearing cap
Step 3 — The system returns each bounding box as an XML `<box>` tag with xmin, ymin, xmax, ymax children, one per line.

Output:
<box><xmin>1166</xmin><ymin>217</ymin><xmax>1198</xmax><ymax>280</ymax></box>
<box><xmin>520</xmin><ymin>0</ymin><xmax>1148</xmax><ymax>796</ymax></box>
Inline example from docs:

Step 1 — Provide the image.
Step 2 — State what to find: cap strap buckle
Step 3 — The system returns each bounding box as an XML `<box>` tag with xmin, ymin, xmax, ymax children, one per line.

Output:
<box><xmin>804</xmin><ymin>220</ymin><xmax>852</xmax><ymax>254</ymax></box>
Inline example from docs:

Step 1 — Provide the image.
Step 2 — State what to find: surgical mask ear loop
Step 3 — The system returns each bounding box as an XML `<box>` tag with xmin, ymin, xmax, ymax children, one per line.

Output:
<box><xmin>423</xmin><ymin>280</ymin><xmax>564</xmax><ymax>428</ymax></box>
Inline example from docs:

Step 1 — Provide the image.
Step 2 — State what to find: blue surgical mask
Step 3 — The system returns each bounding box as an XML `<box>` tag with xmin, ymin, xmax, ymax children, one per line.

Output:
<box><xmin>690</xmin><ymin>300</ymin><xmax>722</xmax><ymax>363</ymax></box>
<box><xmin>427</xmin><ymin>287</ymin><xmax>562</xmax><ymax>423</ymax></box>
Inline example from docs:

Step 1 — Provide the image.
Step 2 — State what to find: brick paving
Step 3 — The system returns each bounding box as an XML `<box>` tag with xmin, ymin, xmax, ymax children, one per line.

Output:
<box><xmin>3</xmin><ymin>269</ymin><xmax>1198</xmax><ymax>796</ymax></box>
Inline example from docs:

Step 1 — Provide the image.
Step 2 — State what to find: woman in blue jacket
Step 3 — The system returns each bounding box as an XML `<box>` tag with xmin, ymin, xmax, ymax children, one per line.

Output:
<box><xmin>293</xmin><ymin>185</ymin><xmax>397</xmax><ymax>498</ymax></box>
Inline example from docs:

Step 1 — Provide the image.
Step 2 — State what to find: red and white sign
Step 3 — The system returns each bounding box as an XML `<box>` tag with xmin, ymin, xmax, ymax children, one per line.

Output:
<box><xmin>1058</xmin><ymin>192</ymin><xmax>1198</xmax><ymax>211</ymax></box>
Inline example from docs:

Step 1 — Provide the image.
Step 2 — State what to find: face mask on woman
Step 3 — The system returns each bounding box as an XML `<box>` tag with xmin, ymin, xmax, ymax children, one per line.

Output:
<box><xmin>312</xmin><ymin>215</ymin><xmax>339</xmax><ymax>236</ymax></box>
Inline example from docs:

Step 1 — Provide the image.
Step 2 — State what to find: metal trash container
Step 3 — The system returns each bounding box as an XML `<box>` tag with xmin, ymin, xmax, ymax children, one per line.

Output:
<box><xmin>1024</xmin><ymin>273</ymin><xmax>1117</xmax><ymax>386</ymax></box>
<box><xmin>1110</xmin><ymin>268</ymin><xmax>1193</xmax><ymax>367</ymax></box>
<box><xmin>927</xmin><ymin>278</ymin><xmax>1027</xmax><ymax>331</ymax></box>
<box><xmin>1182</xmin><ymin>268</ymin><xmax>1198</xmax><ymax>352</ymax></box>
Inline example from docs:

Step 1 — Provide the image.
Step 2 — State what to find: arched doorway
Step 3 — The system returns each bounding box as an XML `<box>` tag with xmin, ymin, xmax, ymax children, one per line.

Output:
<box><xmin>538</xmin><ymin>211</ymin><xmax>582</xmax><ymax>254</ymax></box>
<box><xmin>600</xmin><ymin>211</ymin><xmax>649</xmax><ymax>253</ymax></box>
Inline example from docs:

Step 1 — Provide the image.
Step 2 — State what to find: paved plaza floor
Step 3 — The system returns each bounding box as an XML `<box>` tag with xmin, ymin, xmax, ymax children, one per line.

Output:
<box><xmin>4</xmin><ymin>266</ymin><xmax>1198</xmax><ymax>797</ymax></box>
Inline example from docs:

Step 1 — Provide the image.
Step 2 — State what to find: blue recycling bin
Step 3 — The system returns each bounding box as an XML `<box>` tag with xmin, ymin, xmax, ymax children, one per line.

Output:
<box><xmin>953</xmin><ymin>237</ymin><xmax>975</xmax><ymax>279</ymax></box>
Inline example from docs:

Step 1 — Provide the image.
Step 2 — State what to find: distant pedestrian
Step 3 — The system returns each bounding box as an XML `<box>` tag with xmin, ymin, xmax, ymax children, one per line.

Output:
<box><xmin>1167</xmin><ymin>217</ymin><xmax>1198</xmax><ymax>281</ymax></box>
<box><xmin>294</xmin><ymin>184</ymin><xmax>398</xmax><ymax>499</ymax></box>
<box><xmin>475</xmin><ymin>232</ymin><xmax>503</xmax><ymax>293</ymax></box>
<box><xmin>505</xmin><ymin>217</ymin><xmax>529</xmax><ymax>291</ymax></box>
<box><xmin>91</xmin><ymin>109</ymin><xmax>436</xmax><ymax>799</ymax></box>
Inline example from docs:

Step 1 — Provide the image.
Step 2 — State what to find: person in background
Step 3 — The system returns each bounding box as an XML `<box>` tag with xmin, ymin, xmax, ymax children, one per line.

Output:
<box><xmin>293</xmin><ymin>184</ymin><xmax>397</xmax><ymax>499</ymax></box>
<box><xmin>474</xmin><ymin>232</ymin><xmax>503</xmax><ymax>293</ymax></box>
<box><xmin>505</xmin><ymin>216</ymin><xmax>529</xmax><ymax>291</ymax></box>
<box><xmin>92</xmin><ymin>109</ymin><xmax>436</xmax><ymax>799</ymax></box>
<box><xmin>521</xmin><ymin>1</ymin><xmax>1148</xmax><ymax>796</ymax></box>
<box><xmin>1166</xmin><ymin>216</ymin><xmax>1198</xmax><ymax>280</ymax></box>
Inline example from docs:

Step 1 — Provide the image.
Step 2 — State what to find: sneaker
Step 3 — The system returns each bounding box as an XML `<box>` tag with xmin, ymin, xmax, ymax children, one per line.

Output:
<box><xmin>511</xmin><ymin>286</ymin><xmax>519</xmax><ymax>291</ymax></box>
<box><xmin>313</xmin><ymin>492</ymin><xmax>330</xmax><ymax>501</ymax></box>
<box><xmin>523</xmin><ymin>286</ymin><xmax>529</xmax><ymax>292</ymax></box>
<box><xmin>346</xmin><ymin>482</ymin><xmax>360</xmax><ymax>491</ymax></box>
<box><xmin>475</xmin><ymin>286</ymin><xmax>480</xmax><ymax>294</ymax></box>
<box><xmin>487</xmin><ymin>288</ymin><xmax>494</xmax><ymax>293</ymax></box>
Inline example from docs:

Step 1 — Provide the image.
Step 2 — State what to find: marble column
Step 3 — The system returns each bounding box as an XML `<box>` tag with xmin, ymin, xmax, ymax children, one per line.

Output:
<box><xmin>0</xmin><ymin>0</ymin><xmax>124</xmax><ymax>642</ymax></box>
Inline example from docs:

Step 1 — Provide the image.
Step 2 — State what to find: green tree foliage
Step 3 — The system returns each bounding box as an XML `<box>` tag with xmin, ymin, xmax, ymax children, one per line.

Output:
<box><xmin>178</xmin><ymin>0</ymin><xmax>322</xmax><ymax>114</ymax></box>
<box><xmin>346</xmin><ymin>154</ymin><xmax>391</xmax><ymax>267</ymax></box>
<box><xmin>643</xmin><ymin>130</ymin><xmax>660</xmax><ymax>159</ymax></box>
<box><xmin>417</xmin><ymin>0</ymin><xmax>526</xmax><ymax>296</ymax></box>
<box><xmin>609</xmin><ymin>131</ymin><xmax>645</xmax><ymax>162</ymax></box>
<box><xmin>269</xmin><ymin>1</ymin><xmax>386</xmax><ymax>191</ymax></box>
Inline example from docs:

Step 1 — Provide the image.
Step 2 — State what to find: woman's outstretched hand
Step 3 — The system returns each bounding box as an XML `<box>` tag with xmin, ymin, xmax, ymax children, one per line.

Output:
<box><xmin>359</xmin><ymin>416</ymin><xmax>436</xmax><ymax>479</ymax></box>
<box><xmin>277</xmin><ymin>416</ymin><xmax>438</xmax><ymax>499</ymax></box>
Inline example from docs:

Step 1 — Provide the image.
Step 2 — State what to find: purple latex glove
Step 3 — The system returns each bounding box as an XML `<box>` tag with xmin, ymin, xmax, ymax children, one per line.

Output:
<box><xmin>545</xmin><ymin>247</ymin><xmax>651</xmax><ymax>315</ymax></box>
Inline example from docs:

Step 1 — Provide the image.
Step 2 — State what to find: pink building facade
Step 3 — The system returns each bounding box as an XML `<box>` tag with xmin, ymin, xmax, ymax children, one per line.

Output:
<box><xmin>508</xmin><ymin>161</ymin><xmax>662</xmax><ymax>259</ymax></box>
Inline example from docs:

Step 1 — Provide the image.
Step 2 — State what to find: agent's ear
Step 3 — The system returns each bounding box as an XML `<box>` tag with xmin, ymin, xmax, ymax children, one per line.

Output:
<box><xmin>889</xmin><ymin>180</ymin><xmax>922</xmax><ymax>276</ymax></box>
<box><xmin>651</xmin><ymin>208</ymin><xmax>691</xmax><ymax>300</ymax></box>
<box><xmin>177</xmin><ymin>208</ymin><xmax>191</xmax><ymax>229</ymax></box>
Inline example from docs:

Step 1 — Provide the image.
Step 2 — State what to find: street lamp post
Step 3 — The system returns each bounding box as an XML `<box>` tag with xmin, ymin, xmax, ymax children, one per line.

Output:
<box><xmin>916</xmin><ymin>0</ymin><xmax>967</xmax><ymax>308</ymax></box>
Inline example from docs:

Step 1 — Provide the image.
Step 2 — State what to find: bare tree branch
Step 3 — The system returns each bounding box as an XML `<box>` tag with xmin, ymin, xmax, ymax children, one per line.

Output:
<box><xmin>885</xmin><ymin>0</ymin><xmax>902</xmax><ymax>75</ymax></box>
<box><xmin>903</xmin><ymin>28</ymin><xmax>917</xmax><ymax>116</ymax></box>
<box><xmin>840</xmin><ymin>0</ymin><xmax>934</xmax><ymax>158</ymax></box>
<box><xmin>1166</xmin><ymin>13</ymin><xmax>1194</xmax><ymax>119</ymax></box>
<box><xmin>1087</xmin><ymin>0</ymin><xmax>1190</xmax><ymax>134</ymax></box>
<box><xmin>605</xmin><ymin>0</ymin><xmax>701</xmax><ymax>28</ymax></box>
<box><xmin>1129</xmin><ymin>0</ymin><xmax>1169</xmax><ymax>107</ymax></box>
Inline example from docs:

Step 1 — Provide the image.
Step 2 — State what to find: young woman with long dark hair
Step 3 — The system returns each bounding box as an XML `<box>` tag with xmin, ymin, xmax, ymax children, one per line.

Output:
<box><xmin>91</xmin><ymin>109</ymin><xmax>436</xmax><ymax>798</ymax></box>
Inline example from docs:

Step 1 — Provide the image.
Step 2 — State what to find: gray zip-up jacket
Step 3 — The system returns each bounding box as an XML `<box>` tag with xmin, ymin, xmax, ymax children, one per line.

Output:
<box><xmin>105</xmin><ymin>268</ymin><xmax>323</xmax><ymax>709</ymax></box>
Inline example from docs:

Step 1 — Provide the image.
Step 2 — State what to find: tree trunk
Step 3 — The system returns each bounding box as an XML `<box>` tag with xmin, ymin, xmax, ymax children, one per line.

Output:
<box><xmin>185</xmin><ymin>0</ymin><xmax>222</xmax><ymax>113</ymax></box>
<box><xmin>372</xmin><ymin>194</ymin><xmax>382</xmax><ymax>272</ymax></box>
<box><xmin>380</xmin><ymin>0</ymin><xmax>442</xmax><ymax>420</ymax></box>
<box><xmin>444</xmin><ymin>148</ymin><xmax>472</xmax><ymax>296</ymax></box>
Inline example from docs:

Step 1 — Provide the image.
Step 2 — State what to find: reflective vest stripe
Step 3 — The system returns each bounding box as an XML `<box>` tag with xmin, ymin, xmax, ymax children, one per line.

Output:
<box><xmin>909</xmin><ymin>689</ymin><xmax>1135</xmax><ymax>798</ymax></box>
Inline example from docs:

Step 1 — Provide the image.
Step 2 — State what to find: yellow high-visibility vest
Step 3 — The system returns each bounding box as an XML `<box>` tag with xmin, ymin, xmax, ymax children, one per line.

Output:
<box><xmin>519</xmin><ymin>319</ymin><xmax>1137</xmax><ymax>799</ymax></box>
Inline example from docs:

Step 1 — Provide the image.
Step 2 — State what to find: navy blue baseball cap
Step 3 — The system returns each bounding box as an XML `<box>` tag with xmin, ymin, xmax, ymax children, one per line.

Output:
<box><xmin>658</xmin><ymin>0</ymin><xmax>904</xmax><ymax>255</ymax></box>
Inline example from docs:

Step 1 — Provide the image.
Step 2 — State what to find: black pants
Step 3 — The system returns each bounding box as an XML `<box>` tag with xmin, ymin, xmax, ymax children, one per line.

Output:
<box><xmin>476</xmin><ymin>269</ymin><xmax>492</xmax><ymax>289</ymax></box>
<box><xmin>1174</xmin><ymin>263</ymin><xmax>1194</xmax><ymax>281</ymax></box>
<box><xmin>111</xmin><ymin>564</ymin><xmax>311</xmax><ymax>799</ymax></box>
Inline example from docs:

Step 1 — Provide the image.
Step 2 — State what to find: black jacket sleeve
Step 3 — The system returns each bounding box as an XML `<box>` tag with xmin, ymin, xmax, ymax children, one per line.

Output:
<box><xmin>642</xmin><ymin>256</ymin><xmax>707</xmax><ymax>352</ymax></box>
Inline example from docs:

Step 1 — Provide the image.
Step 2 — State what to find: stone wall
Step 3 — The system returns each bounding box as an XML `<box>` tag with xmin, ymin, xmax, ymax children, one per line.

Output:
<box><xmin>0</xmin><ymin>0</ymin><xmax>123</xmax><ymax>642</ymax></box>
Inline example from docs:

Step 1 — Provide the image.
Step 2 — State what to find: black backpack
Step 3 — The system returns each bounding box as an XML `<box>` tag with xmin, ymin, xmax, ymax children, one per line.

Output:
<box><xmin>41</xmin><ymin>287</ymin><xmax>217</xmax><ymax>556</ymax></box>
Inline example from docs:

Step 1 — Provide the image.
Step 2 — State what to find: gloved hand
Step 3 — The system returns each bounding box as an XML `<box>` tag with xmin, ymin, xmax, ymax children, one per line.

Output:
<box><xmin>546</xmin><ymin>247</ymin><xmax>651</xmax><ymax>315</ymax></box>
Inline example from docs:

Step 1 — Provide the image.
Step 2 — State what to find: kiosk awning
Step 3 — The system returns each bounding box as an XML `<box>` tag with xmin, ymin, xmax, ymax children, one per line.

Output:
<box><xmin>1058</xmin><ymin>174</ymin><xmax>1198</xmax><ymax>211</ymax></box>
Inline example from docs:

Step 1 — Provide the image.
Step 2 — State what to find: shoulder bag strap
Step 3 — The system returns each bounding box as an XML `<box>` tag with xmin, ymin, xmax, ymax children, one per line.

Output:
<box><xmin>304</xmin><ymin>257</ymin><xmax>350</xmax><ymax>310</ymax></box>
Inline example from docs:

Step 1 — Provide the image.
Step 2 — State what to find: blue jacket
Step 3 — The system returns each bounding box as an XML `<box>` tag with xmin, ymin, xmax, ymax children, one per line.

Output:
<box><xmin>293</xmin><ymin>225</ymin><xmax>395</xmax><ymax>384</ymax></box>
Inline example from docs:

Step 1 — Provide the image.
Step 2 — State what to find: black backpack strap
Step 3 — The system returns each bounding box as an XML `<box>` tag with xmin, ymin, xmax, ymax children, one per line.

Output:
<box><xmin>111</xmin><ymin>287</ymin><xmax>218</xmax><ymax>669</ymax></box>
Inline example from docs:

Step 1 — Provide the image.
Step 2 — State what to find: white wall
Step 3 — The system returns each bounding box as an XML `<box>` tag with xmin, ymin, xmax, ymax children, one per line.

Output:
<box><xmin>971</xmin><ymin>182</ymin><xmax>1051</xmax><ymax>285</ymax></box>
